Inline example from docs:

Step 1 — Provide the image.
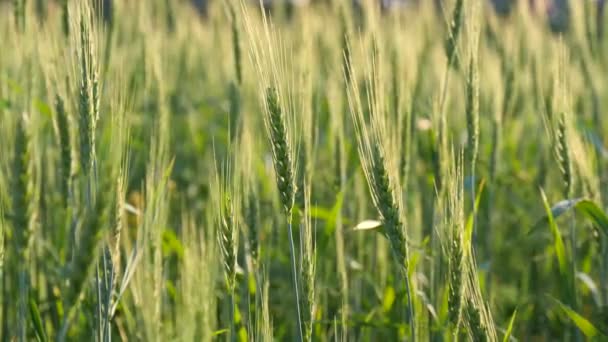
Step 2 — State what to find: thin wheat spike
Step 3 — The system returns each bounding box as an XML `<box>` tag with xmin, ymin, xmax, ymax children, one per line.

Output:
<box><xmin>555</xmin><ymin>112</ymin><xmax>573</xmax><ymax>198</ymax></box>
<box><xmin>61</xmin><ymin>0</ymin><xmax>69</xmax><ymax>36</ymax></box>
<box><xmin>55</xmin><ymin>94</ymin><xmax>72</xmax><ymax>206</ymax></box>
<box><xmin>301</xmin><ymin>185</ymin><xmax>316</xmax><ymax>342</ymax></box>
<box><xmin>465</xmin><ymin>53</ymin><xmax>479</xmax><ymax>177</ymax></box>
<box><xmin>231</xmin><ymin>3</ymin><xmax>243</xmax><ymax>85</ymax></box>
<box><xmin>245</xmin><ymin>190</ymin><xmax>259</xmax><ymax>265</ymax></box>
<box><xmin>13</xmin><ymin>0</ymin><xmax>26</xmax><ymax>32</ymax></box>
<box><xmin>78</xmin><ymin>18</ymin><xmax>94</xmax><ymax>177</ymax></box>
<box><xmin>11</xmin><ymin>115</ymin><xmax>31</xmax><ymax>341</ymax></box>
<box><xmin>445</xmin><ymin>0</ymin><xmax>464</xmax><ymax>67</ymax></box>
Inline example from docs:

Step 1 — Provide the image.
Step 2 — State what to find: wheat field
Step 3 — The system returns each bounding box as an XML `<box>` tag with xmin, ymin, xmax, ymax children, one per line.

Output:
<box><xmin>0</xmin><ymin>0</ymin><xmax>607</xmax><ymax>341</ymax></box>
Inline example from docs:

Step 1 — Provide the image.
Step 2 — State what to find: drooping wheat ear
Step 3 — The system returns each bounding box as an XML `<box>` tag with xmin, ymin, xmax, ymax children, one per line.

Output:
<box><xmin>555</xmin><ymin>111</ymin><xmax>573</xmax><ymax>197</ymax></box>
<box><xmin>265</xmin><ymin>87</ymin><xmax>296</xmax><ymax>217</ymax></box>
<box><xmin>61</xmin><ymin>0</ymin><xmax>69</xmax><ymax>37</ymax></box>
<box><xmin>301</xmin><ymin>186</ymin><xmax>316</xmax><ymax>342</ymax></box>
<box><xmin>230</xmin><ymin>3</ymin><xmax>242</xmax><ymax>85</ymax></box>
<box><xmin>78</xmin><ymin>17</ymin><xmax>98</xmax><ymax>178</ymax></box>
<box><xmin>445</xmin><ymin>0</ymin><xmax>464</xmax><ymax>68</ymax></box>
<box><xmin>55</xmin><ymin>94</ymin><xmax>72</xmax><ymax>206</ymax></box>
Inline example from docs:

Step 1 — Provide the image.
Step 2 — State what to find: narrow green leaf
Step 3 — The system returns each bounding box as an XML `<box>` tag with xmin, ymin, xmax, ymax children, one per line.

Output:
<box><xmin>327</xmin><ymin>191</ymin><xmax>345</xmax><ymax>234</ymax></box>
<box><xmin>529</xmin><ymin>198</ymin><xmax>583</xmax><ymax>234</ymax></box>
<box><xmin>465</xmin><ymin>178</ymin><xmax>485</xmax><ymax>252</ymax></box>
<box><xmin>553</xmin><ymin>299</ymin><xmax>603</xmax><ymax>338</ymax></box>
<box><xmin>309</xmin><ymin>206</ymin><xmax>333</xmax><ymax>221</ymax></box>
<box><xmin>574</xmin><ymin>200</ymin><xmax>608</xmax><ymax>234</ymax></box>
<box><xmin>530</xmin><ymin>198</ymin><xmax>608</xmax><ymax>236</ymax></box>
<box><xmin>29</xmin><ymin>297</ymin><xmax>47</xmax><ymax>342</ymax></box>
<box><xmin>35</xmin><ymin>99</ymin><xmax>53</xmax><ymax>118</ymax></box>
<box><xmin>212</xmin><ymin>329</ymin><xmax>229</xmax><ymax>336</ymax></box>
<box><xmin>539</xmin><ymin>189</ymin><xmax>567</xmax><ymax>275</ymax></box>
<box><xmin>502</xmin><ymin>308</ymin><xmax>517</xmax><ymax>342</ymax></box>
<box><xmin>382</xmin><ymin>286</ymin><xmax>396</xmax><ymax>313</ymax></box>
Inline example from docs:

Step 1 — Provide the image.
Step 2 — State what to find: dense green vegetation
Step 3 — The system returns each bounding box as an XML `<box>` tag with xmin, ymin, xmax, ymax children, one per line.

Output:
<box><xmin>1</xmin><ymin>0</ymin><xmax>608</xmax><ymax>340</ymax></box>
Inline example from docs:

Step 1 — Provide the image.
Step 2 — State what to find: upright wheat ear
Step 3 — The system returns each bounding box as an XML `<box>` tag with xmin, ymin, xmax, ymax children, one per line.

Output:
<box><xmin>265</xmin><ymin>87</ymin><xmax>296</xmax><ymax>216</ymax></box>
<box><xmin>219</xmin><ymin>193</ymin><xmax>238</xmax><ymax>292</ymax></box>
<box><xmin>555</xmin><ymin>112</ymin><xmax>572</xmax><ymax>198</ymax></box>
<box><xmin>346</xmin><ymin>41</ymin><xmax>416</xmax><ymax>338</ymax></box>
<box><xmin>445</xmin><ymin>0</ymin><xmax>464</xmax><ymax>67</ymax></box>
<box><xmin>61</xmin><ymin>0</ymin><xmax>70</xmax><ymax>37</ymax></box>
<box><xmin>465</xmin><ymin>54</ymin><xmax>479</xmax><ymax>175</ymax></box>
<box><xmin>11</xmin><ymin>114</ymin><xmax>32</xmax><ymax>341</ymax></box>
<box><xmin>11</xmin><ymin>116</ymin><xmax>31</xmax><ymax>262</ymax></box>
<box><xmin>78</xmin><ymin>18</ymin><xmax>97</xmax><ymax>178</ymax></box>
<box><xmin>13</xmin><ymin>0</ymin><xmax>26</xmax><ymax>32</ymax></box>
<box><xmin>230</xmin><ymin>3</ymin><xmax>242</xmax><ymax>85</ymax></box>
<box><xmin>264</xmin><ymin>86</ymin><xmax>303</xmax><ymax>341</ymax></box>
<box><xmin>55</xmin><ymin>94</ymin><xmax>72</xmax><ymax>206</ymax></box>
<box><xmin>298</xmin><ymin>184</ymin><xmax>316</xmax><ymax>342</ymax></box>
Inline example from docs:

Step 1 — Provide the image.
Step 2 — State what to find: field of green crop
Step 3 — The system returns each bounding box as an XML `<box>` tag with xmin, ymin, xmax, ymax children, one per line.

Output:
<box><xmin>1</xmin><ymin>0</ymin><xmax>608</xmax><ymax>340</ymax></box>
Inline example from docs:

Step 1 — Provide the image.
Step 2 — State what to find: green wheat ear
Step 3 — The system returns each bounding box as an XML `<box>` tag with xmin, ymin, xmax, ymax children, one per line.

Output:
<box><xmin>244</xmin><ymin>190</ymin><xmax>259</xmax><ymax>264</ymax></box>
<box><xmin>11</xmin><ymin>115</ymin><xmax>30</xmax><ymax>256</ymax></box>
<box><xmin>230</xmin><ymin>3</ymin><xmax>242</xmax><ymax>85</ymax></box>
<box><xmin>11</xmin><ymin>114</ymin><xmax>33</xmax><ymax>340</ymax></box>
<box><xmin>445</xmin><ymin>0</ymin><xmax>464</xmax><ymax>68</ymax></box>
<box><xmin>448</xmin><ymin>223</ymin><xmax>464</xmax><ymax>331</ymax></box>
<box><xmin>13</xmin><ymin>0</ymin><xmax>26</xmax><ymax>32</ymax></box>
<box><xmin>219</xmin><ymin>192</ymin><xmax>238</xmax><ymax>291</ymax></box>
<box><xmin>265</xmin><ymin>87</ymin><xmax>295</xmax><ymax>217</ymax></box>
<box><xmin>370</xmin><ymin>145</ymin><xmax>408</xmax><ymax>267</ymax></box>
<box><xmin>300</xmin><ymin>186</ymin><xmax>316</xmax><ymax>342</ymax></box>
<box><xmin>555</xmin><ymin>111</ymin><xmax>573</xmax><ymax>197</ymax></box>
<box><xmin>61</xmin><ymin>0</ymin><xmax>69</xmax><ymax>37</ymax></box>
<box><xmin>465</xmin><ymin>54</ymin><xmax>479</xmax><ymax>174</ymax></box>
<box><xmin>55</xmin><ymin>94</ymin><xmax>72</xmax><ymax>206</ymax></box>
<box><xmin>78</xmin><ymin>17</ymin><xmax>98</xmax><ymax>178</ymax></box>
